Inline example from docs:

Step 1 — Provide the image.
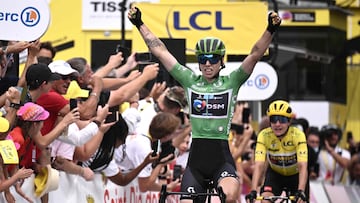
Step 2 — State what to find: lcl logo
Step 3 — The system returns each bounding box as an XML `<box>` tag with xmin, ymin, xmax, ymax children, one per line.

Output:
<box><xmin>173</xmin><ymin>11</ymin><xmax>234</xmax><ymax>30</ymax></box>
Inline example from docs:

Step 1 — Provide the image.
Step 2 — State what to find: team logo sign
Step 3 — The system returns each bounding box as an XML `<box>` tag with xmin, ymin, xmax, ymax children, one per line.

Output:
<box><xmin>21</xmin><ymin>7</ymin><xmax>41</xmax><ymax>27</ymax></box>
<box><xmin>190</xmin><ymin>91</ymin><xmax>229</xmax><ymax>118</ymax></box>
<box><xmin>0</xmin><ymin>0</ymin><xmax>50</xmax><ymax>41</ymax></box>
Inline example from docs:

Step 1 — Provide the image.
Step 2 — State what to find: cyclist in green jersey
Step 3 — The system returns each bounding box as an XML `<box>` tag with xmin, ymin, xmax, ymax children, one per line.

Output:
<box><xmin>128</xmin><ymin>7</ymin><xmax>281</xmax><ymax>203</ymax></box>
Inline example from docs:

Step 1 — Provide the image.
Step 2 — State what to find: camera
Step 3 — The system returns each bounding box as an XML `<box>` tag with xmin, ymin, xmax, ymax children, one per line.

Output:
<box><xmin>105</xmin><ymin>111</ymin><xmax>119</xmax><ymax>123</ymax></box>
<box><xmin>241</xmin><ymin>152</ymin><xmax>252</xmax><ymax>161</ymax></box>
<box><xmin>319</xmin><ymin>124</ymin><xmax>342</xmax><ymax>148</ymax></box>
<box><xmin>115</xmin><ymin>45</ymin><xmax>130</xmax><ymax>66</ymax></box>
<box><xmin>135</xmin><ymin>52</ymin><xmax>152</xmax><ymax>63</ymax></box>
<box><xmin>231</xmin><ymin>123</ymin><xmax>244</xmax><ymax>135</ymax></box>
<box><xmin>159</xmin><ymin>141</ymin><xmax>175</xmax><ymax>160</ymax></box>
<box><xmin>242</xmin><ymin>107</ymin><xmax>250</xmax><ymax>124</ymax></box>
<box><xmin>69</xmin><ymin>98</ymin><xmax>77</xmax><ymax>110</ymax></box>
<box><xmin>152</xmin><ymin>140</ymin><xmax>175</xmax><ymax>168</ymax></box>
<box><xmin>172</xmin><ymin>164</ymin><xmax>182</xmax><ymax>181</ymax></box>
<box><xmin>151</xmin><ymin>140</ymin><xmax>159</xmax><ymax>157</ymax></box>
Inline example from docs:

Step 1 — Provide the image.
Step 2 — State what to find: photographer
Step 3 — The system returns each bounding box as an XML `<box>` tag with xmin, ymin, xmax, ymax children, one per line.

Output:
<box><xmin>115</xmin><ymin>112</ymin><xmax>181</xmax><ymax>192</ymax></box>
<box><xmin>317</xmin><ymin>124</ymin><xmax>351</xmax><ymax>185</ymax></box>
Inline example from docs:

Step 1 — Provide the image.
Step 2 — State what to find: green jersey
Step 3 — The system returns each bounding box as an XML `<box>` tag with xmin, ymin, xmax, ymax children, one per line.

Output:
<box><xmin>170</xmin><ymin>63</ymin><xmax>250</xmax><ymax>140</ymax></box>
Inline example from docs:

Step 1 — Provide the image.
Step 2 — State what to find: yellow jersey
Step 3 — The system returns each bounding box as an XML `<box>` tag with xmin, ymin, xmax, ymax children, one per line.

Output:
<box><xmin>254</xmin><ymin>126</ymin><xmax>308</xmax><ymax>176</ymax></box>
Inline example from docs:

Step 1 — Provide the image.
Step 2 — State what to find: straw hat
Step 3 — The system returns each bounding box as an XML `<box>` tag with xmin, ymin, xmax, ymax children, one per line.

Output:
<box><xmin>34</xmin><ymin>165</ymin><xmax>59</xmax><ymax>197</ymax></box>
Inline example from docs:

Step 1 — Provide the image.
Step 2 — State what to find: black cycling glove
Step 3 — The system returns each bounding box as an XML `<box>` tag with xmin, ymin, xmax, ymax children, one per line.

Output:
<box><xmin>266</xmin><ymin>12</ymin><xmax>280</xmax><ymax>34</ymax></box>
<box><xmin>245</xmin><ymin>190</ymin><xmax>257</xmax><ymax>202</ymax></box>
<box><xmin>295</xmin><ymin>189</ymin><xmax>307</xmax><ymax>202</ymax></box>
<box><xmin>129</xmin><ymin>7</ymin><xmax>144</xmax><ymax>29</ymax></box>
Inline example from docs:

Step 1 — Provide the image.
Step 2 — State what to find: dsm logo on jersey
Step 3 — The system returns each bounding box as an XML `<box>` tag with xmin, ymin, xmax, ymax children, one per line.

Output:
<box><xmin>21</xmin><ymin>7</ymin><xmax>40</xmax><ymax>27</ymax></box>
<box><xmin>193</xmin><ymin>99</ymin><xmax>206</xmax><ymax>112</ymax></box>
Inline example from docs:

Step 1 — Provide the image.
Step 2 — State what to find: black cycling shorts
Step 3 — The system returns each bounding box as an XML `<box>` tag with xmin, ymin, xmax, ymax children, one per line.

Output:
<box><xmin>261</xmin><ymin>167</ymin><xmax>299</xmax><ymax>196</ymax></box>
<box><xmin>180</xmin><ymin>138</ymin><xmax>238</xmax><ymax>201</ymax></box>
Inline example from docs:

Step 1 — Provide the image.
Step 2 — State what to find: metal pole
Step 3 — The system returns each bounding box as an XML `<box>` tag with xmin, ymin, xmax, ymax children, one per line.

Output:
<box><xmin>120</xmin><ymin>0</ymin><xmax>127</xmax><ymax>47</ymax></box>
<box><xmin>268</xmin><ymin>0</ymin><xmax>279</xmax><ymax>65</ymax></box>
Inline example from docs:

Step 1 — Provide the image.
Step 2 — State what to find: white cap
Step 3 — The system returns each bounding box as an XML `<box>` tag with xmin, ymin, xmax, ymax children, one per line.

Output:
<box><xmin>48</xmin><ymin>60</ymin><xmax>79</xmax><ymax>76</ymax></box>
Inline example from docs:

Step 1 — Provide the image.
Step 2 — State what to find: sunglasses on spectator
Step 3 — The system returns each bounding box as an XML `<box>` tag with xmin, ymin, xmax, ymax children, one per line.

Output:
<box><xmin>197</xmin><ymin>54</ymin><xmax>221</xmax><ymax>65</ymax></box>
<box><xmin>269</xmin><ymin>115</ymin><xmax>290</xmax><ymax>124</ymax></box>
<box><xmin>61</xmin><ymin>75</ymin><xmax>74</xmax><ymax>81</ymax></box>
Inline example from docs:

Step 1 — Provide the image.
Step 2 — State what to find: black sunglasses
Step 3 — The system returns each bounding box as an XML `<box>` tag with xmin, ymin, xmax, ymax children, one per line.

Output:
<box><xmin>197</xmin><ymin>54</ymin><xmax>221</xmax><ymax>65</ymax></box>
<box><xmin>61</xmin><ymin>75</ymin><xmax>74</xmax><ymax>81</ymax></box>
<box><xmin>269</xmin><ymin>115</ymin><xmax>290</xmax><ymax>124</ymax></box>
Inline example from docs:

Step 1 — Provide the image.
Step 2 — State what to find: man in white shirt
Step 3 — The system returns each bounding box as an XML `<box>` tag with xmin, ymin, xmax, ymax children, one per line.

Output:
<box><xmin>317</xmin><ymin>124</ymin><xmax>351</xmax><ymax>185</ymax></box>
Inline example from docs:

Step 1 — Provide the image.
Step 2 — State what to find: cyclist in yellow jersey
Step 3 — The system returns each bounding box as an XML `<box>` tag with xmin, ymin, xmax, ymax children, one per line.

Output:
<box><xmin>246</xmin><ymin>100</ymin><xmax>308</xmax><ymax>203</ymax></box>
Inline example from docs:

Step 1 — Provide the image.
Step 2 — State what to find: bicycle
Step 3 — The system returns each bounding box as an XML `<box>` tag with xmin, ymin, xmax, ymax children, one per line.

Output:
<box><xmin>246</xmin><ymin>188</ymin><xmax>297</xmax><ymax>203</ymax></box>
<box><xmin>250</xmin><ymin>195</ymin><xmax>296</xmax><ymax>203</ymax></box>
<box><xmin>159</xmin><ymin>179</ymin><xmax>226</xmax><ymax>203</ymax></box>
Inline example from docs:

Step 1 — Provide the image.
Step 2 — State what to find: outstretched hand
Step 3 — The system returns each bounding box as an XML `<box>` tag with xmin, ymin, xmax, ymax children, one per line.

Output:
<box><xmin>266</xmin><ymin>12</ymin><xmax>281</xmax><ymax>34</ymax></box>
<box><xmin>128</xmin><ymin>7</ymin><xmax>144</xmax><ymax>28</ymax></box>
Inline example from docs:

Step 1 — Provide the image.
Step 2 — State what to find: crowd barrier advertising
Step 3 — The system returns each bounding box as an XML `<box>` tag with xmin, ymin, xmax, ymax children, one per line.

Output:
<box><xmin>2</xmin><ymin>172</ymin><xmax>360</xmax><ymax>203</ymax></box>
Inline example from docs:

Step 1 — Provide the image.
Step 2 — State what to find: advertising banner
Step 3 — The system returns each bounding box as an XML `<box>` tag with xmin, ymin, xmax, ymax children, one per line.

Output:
<box><xmin>132</xmin><ymin>2</ymin><xmax>268</xmax><ymax>55</ymax></box>
<box><xmin>81</xmin><ymin>0</ymin><xmax>160</xmax><ymax>30</ymax></box>
<box><xmin>0</xmin><ymin>0</ymin><xmax>50</xmax><ymax>41</ymax></box>
<box><xmin>4</xmin><ymin>171</ymin><xmax>360</xmax><ymax>202</ymax></box>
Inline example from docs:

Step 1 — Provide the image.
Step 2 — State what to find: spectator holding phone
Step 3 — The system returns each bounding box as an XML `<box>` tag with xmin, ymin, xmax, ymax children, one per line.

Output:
<box><xmin>317</xmin><ymin>124</ymin><xmax>351</xmax><ymax>185</ymax></box>
<box><xmin>115</xmin><ymin>112</ymin><xmax>181</xmax><ymax>192</ymax></box>
<box><xmin>76</xmin><ymin>114</ymin><xmax>158</xmax><ymax>186</ymax></box>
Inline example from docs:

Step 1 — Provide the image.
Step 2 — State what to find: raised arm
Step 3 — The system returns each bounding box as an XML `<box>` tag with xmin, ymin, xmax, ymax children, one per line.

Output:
<box><xmin>241</xmin><ymin>12</ymin><xmax>281</xmax><ymax>75</ymax></box>
<box><xmin>109</xmin><ymin>152</ymin><xmax>158</xmax><ymax>186</ymax></box>
<box><xmin>128</xmin><ymin>7</ymin><xmax>178</xmax><ymax>71</ymax></box>
<box><xmin>17</xmin><ymin>40</ymin><xmax>40</xmax><ymax>87</ymax></box>
<box><xmin>107</xmin><ymin>63</ymin><xmax>159</xmax><ymax>108</ymax></box>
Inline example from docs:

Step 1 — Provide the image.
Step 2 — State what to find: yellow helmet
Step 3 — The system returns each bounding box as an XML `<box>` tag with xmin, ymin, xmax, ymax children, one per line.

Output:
<box><xmin>266</xmin><ymin>100</ymin><xmax>293</xmax><ymax>118</ymax></box>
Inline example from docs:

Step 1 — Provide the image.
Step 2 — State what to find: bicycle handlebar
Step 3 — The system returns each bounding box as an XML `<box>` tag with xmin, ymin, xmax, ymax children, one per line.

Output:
<box><xmin>160</xmin><ymin>184</ymin><xmax>226</xmax><ymax>203</ymax></box>
<box><xmin>256</xmin><ymin>195</ymin><xmax>296</xmax><ymax>201</ymax></box>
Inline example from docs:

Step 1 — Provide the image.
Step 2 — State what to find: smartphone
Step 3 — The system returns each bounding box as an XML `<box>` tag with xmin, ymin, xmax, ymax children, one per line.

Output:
<box><xmin>159</xmin><ymin>141</ymin><xmax>175</xmax><ymax>160</ymax></box>
<box><xmin>105</xmin><ymin>111</ymin><xmax>119</xmax><ymax>123</ymax></box>
<box><xmin>116</xmin><ymin>45</ymin><xmax>130</xmax><ymax>66</ymax></box>
<box><xmin>173</xmin><ymin>165</ymin><xmax>182</xmax><ymax>181</ymax></box>
<box><xmin>135</xmin><ymin>52</ymin><xmax>152</xmax><ymax>62</ymax></box>
<box><xmin>69</xmin><ymin>99</ymin><xmax>77</xmax><ymax>110</ymax></box>
<box><xmin>242</xmin><ymin>107</ymin><xmax>250</xmax><ymax>124</ymax></box>
<box><xmin>230</xmin><ymin>123</ymin><xmax>244</xmax><ymax>135</ymax></box>
<box><xmin>151</xmin><ymin>140</ymin><xmax>159</xmax><ymax>157</ymax></box>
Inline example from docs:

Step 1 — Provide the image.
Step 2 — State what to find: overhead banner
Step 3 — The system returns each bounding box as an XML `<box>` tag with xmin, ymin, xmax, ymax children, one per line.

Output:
<box><xmin>278</xmin><ymin>9</ymin><xmax>347</xmax><ymax>31</ymax></box>
<box><xmin>186</xmin><ymin>62</ymin><xmax>278</xmax><ymax>101</ymax></box>
<box><xmin>81</xmin><ymin>0</ymin><xmax>160</xmax><ymax>30</ymax></box>
<box><xmin>0</xmin><ymin>0</ymin><xmax>50</xmax><ymax>41</ymax></box>
<box><xmin>132</xmin><ymin>2</ymin><xmax>268</xmax><ymax>55</ymax></box>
